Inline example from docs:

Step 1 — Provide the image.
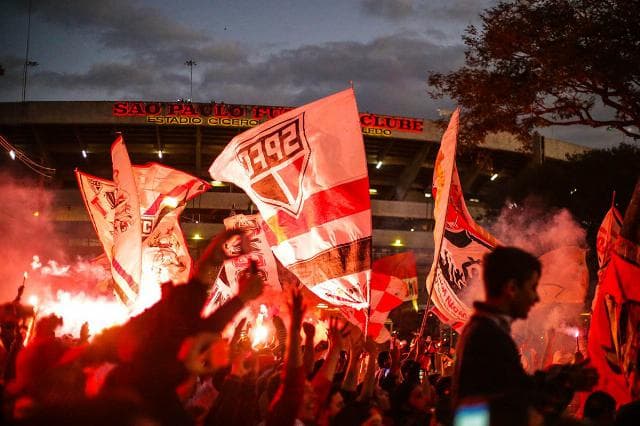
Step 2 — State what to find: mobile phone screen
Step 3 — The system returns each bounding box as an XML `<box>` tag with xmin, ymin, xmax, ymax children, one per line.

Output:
<box><xmin>453</xmin><ymin>402</ymin><xmax>489</xmax><ymax>426</ymax></box>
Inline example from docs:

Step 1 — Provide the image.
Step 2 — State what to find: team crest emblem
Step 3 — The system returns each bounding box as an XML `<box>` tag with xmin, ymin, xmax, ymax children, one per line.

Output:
<box><xmin>235</xmin><ymin>114</ymin><xmax>310</xmax><ymax>215</ymax></box>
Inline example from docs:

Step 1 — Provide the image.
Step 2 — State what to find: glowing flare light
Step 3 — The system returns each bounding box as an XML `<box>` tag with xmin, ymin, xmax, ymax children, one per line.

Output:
<box><xmin>251</xmin><ymin>304</ymin><xmax>270</xmax><ymax>348</ymax></box>
<box><xmin>33</xmin><ymin>290</ymin><xmax>130</xmax><ymax>338</ymax></box>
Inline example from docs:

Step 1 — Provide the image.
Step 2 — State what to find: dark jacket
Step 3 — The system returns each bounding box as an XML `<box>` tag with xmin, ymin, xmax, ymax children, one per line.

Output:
<box><xmin>451</xmin><ymin>302</ymin><xmax>532</xmax><ymax>406</ymax></box>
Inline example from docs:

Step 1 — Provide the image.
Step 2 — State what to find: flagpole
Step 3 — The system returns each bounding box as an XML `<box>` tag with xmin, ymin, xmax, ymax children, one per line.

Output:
<box><xmin>364</xmin><ymin>276</ymin><xmax>371</xmax><ymax>341</ymax></box>
<box><xmin>364</xmin><ymin>245</ymin><xmax>371</xmax><ymax>340</ymax></box>
<box><xmin>418</xmin><ymin>225</ymin><xmax>444</xmax><ymax>340</ymax></box>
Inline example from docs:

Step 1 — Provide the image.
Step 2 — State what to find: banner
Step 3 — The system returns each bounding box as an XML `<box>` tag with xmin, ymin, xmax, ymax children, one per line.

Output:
<box><xmin>221</xmin><ymin>213</ymin><xmax>280</xmax><ymax>294</ymax></box>
<box><xmin>77</xmin><ymin>140</ymin><xmax>209</xmax><ymax>307</ymax></box>
<box><xmin>209</xmin><ymin>89</ymin><xmax>372</xmax><ymax>311</ymax></box>
<box><xmin>372</xmin><ymin>252</ymin><xmax>418</xmax><ymax>301</ymax></box>
<box><xmin>588</xmin><ymin>236</ymin><xmax>640</xmax><ymax>405</ymax></box>
<box><xmin>426</xmin><ymin>109</ymin><xmax>500</xmax><ymax>329</ymax></box>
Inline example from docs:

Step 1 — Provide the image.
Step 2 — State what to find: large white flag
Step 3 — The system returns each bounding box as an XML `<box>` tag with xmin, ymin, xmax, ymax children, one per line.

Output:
<box><xmin>77</xmin><ymin>139</ymin><xmax>209</xmax><ymax>306</ymax></box>
<box><xmin>136</xmin><ymin>163</ymin><xmax>210</xmax><ymax>287</ymax></box>
<box><xmin>111</xmin><ymin>136</ymin><xmax>143</xmax><ymax>305</ymax></box>
<box><xmin>426</xmin><ymin>110</ymin><xmax>500</xmax><ymax>330</ymax></box>
<box><xmin>210</xmin><ymin>89</ymin><xmax>371</xmax><ymax>309</ymax></box>
<box><xmin>76</xmin><ymin>171</ymin><xmax>135</xmax><ymax>303</ymax></box>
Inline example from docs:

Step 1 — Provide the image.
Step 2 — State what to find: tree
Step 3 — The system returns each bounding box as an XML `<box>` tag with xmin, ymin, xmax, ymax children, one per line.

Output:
<box><xmin>428</xmin><ymin>0</ymin><xmax>640</xmax><ymax>145</ymax></box>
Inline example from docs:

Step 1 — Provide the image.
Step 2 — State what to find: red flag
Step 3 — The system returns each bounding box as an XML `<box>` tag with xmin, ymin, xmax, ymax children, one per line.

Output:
<box><xmin>588</xmin><ymin>236</ymin><xmax>640</xmax><ymax>405</ymax></box>
<box><xmin>426</xmin><ymin>109</ymin><xmax>500</xmax><ymax>329</ymax></box>
<box><xmin>209</xmin><ymin>89</ymin><xmax>371</xmax><ymax>311</ymax></box>
<box><xmin>596</xmin><ymin>204</ymin><xmax>623</xmax><ymax>277</ymax></box>
<box><xmin>372</xmin><ymin>252</ymin><xmax>418</xmax><ymax>301</ymax></box>
<box><xmin>343</xmin><ymin>272</ymin><xmax>407</xmax><ymax>342</ymax></box>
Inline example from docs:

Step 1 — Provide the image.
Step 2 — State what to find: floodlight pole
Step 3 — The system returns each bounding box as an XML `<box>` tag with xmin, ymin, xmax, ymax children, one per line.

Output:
<box><xmin>185</xmin><ymin>60</ymin><xmax>197</xmax><ymax>102</ymax></box>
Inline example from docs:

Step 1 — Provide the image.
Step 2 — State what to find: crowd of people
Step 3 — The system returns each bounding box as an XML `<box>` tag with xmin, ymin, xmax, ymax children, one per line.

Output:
<box><xmin>0</xmin><ymin>232</ymin><xmax>638</xmax><ymax>425</ymax></box>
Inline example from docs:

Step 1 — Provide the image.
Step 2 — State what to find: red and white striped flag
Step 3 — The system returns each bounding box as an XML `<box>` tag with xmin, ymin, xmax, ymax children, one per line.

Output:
<box><xmin>209</xmin><ymin>89</ymin><xmax>371</xmax><ymax>310</ymax></box>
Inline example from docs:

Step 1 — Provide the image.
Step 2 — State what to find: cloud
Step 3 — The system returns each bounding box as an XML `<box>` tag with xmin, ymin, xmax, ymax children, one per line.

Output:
<box><xmin>28</xmin><ymin>0</ymin><xmax>206</xmax><ymax>50</ymax></box>
<box><xmin>200</xmin><ymin>33</ymin><xmax>465</xmax><ymax>117</ymax></box>
<box><xmin>360</xmin><ymin>0</ymin><xmax>497</xmax><ymax>24</ymax></box>
<box><xmin>360</xmin><ymin>0</ymin><xmax>417</xmax><ymax>20</ymax></box>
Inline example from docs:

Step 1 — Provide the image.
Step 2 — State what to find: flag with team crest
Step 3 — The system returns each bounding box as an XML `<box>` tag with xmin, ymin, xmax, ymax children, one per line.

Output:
<box><xmin>427</xmin><ymin>109</ymin><xmax>500</xmax><ymax>330</ymax></box>
<box><xmin>209</xmin><ymin>89</ymin><xmax>372</xmax><ymax>310</ymax></box>
<box><xmin>77</xmin><ymin>137</ymin><xmax>209</xmax><ymax>306</ymax></box>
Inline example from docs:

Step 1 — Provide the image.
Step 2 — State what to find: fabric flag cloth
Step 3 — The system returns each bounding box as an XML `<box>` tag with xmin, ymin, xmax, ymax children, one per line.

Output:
<box><xmin>209</xmin><ymin>88</ymin><xmax>372</xmax><ymax>311</ymax></box>
<box><xmin>136</xmin><ymin>163</ymin><xmax>210</xmax><ymax>289</ymax></box>
<box><xmin>201</xmin><ymin>269</ymin><xmax>234</xmax><ymax>317</ymax></box>
<box><xmin>110</xmin><ymin>136</ymin><xmax>143</xmax><ymax>305</ymax></box>
<box><xmin>425</xmin><ymin>109</ymin><xmax>500</xmax><ymax>330</ymax></box>
<box><xmin>587</xmin><ymin>236</ymin><xmax>640</xmax><ymax>405</ymax></box>
<box><xmin>342</xmin><ymin>272</ymin><xmax>408</xmax><ymax>343</ymax></box>
<box><xmin>371</xmin><ymin>252</ymin><xmax>418</xmax><ymax>301</ymax></box>
<box><xmin>76</xmin><ymin>173</ymin><xmax>123</xmax><ymax>296</ymax></box>
<box><xmin>221</xmin><ymin>213</ymin><xmax>280</xmax><ymax>295</ymax></box>
<box><xmin>596</xmin><ymin>204</ymin><xmax>623</xmax><ymax>278</ymax></box>
<box><xmin>77</xmin><ymin>138</ymin><xmax>209</xmax><ymax>307</ymax></box>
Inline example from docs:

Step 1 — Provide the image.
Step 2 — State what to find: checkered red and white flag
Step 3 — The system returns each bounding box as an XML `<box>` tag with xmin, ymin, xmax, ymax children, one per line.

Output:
<box><xmin>343</xmin><ymin>271</ymin><xmax>408</xmax><ymax>343</ymax></box>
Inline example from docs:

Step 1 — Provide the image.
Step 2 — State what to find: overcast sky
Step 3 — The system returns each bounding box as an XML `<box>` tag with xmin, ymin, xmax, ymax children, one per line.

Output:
<box><xmin>0</xmin><ymin>0</ymin><xmax>627</xmax><ymax>148</ymax></box>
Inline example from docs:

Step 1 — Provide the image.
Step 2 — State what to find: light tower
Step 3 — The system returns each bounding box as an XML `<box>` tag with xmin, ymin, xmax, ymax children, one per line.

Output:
<box><xmin>185</xmin><ymin>60</ymin><xmax>197</xmax><ymax>102</ymax></box>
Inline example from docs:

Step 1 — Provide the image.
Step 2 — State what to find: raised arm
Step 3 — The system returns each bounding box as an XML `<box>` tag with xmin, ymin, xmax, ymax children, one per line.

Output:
<box><xmin>266</xmin><ymin>288</ymin><xmax>306</xmax><ymax>426</ymax></box>
<box><xmin>341</xmin><ymin>326</ymin><xmax>364</xmax><ymax>393</ymax></box>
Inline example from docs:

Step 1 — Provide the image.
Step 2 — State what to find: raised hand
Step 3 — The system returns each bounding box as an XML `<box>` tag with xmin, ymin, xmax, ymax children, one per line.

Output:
<box><xmin>229</xmin><ymin>318</ymin><xmax>248</xmax><ymax>356</ymax></box>
<box><xmin>302</xmin><ymin>321</ymin><xmax>316</xmax><ymax>341</ymax></box>
<box><xmin>192</xmin><ymin>230</ymin><xmax>244</xmax><ymax>283</ymax></box>
<box><xmin>288</xmin><ymin>287</ymin><xmax>306</xmax><ymax>329</ymax></box>
<box><xmin>327</xmin><ymin>316</ymin><xmax>351</xmax><ymax>352</ymax></box>
<box><xmin>178</xmin><ymin>331</ymin><xmax>229</xmax><ymax>376</ymax></box>
<box><xmin>348</xmin><ymin>326</ymin><xmax>365</xmax><ymax>356</ymax></box>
